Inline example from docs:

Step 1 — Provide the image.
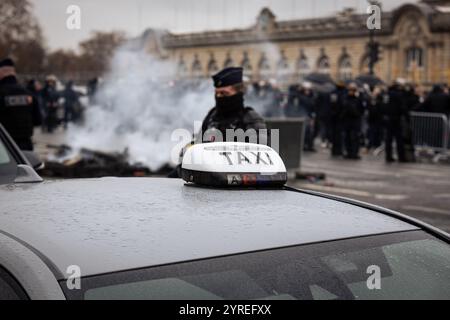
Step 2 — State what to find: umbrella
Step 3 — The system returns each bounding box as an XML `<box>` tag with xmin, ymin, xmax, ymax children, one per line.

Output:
<box><xmin>355</xmin><ymin>74</ymin><xmax>384</xmax><ymax>87</ymax></box>
<box><xmin>304</xmin><ymin>72</ymin><xmax>335</xmax><ymax>86</ymax></box>
<box><xmin>313</xmin><ymin>82</ymin><xmax>336</xmax><ymax>94</ymax></box>
<box><xmin>304</xmin><ymin>72</ymin><xmax>336</xmax><ymax>93</ymax></box>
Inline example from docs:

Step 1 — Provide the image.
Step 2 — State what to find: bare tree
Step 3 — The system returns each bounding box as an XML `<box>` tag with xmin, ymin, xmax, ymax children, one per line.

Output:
<box><xmin>79</xmin><ymin>31</ymin><xmax>126</xmax><ymax>76</ymax></box>
<box><xmin>0</xmin><ymin>0</ymin><xmax>46</xmax><ymax>74</ymax></box>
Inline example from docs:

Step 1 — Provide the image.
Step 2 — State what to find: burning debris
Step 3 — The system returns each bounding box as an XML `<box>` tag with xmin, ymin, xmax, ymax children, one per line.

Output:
<box><xmin>41</xmin><ymin>144</ymin><xmax>173</xmax><ymax>178</ymax></box>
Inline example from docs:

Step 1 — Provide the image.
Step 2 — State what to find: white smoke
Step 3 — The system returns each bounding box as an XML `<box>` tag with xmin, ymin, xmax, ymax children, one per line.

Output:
<box><xmin>65</xmin><ymin>45</ymin><xmax>215</xmax><ymax>170</ymax></box>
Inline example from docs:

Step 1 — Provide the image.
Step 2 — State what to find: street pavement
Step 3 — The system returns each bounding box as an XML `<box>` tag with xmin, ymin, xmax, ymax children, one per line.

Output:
<box><xmin>293</xmin><ymin>147</ymin><xmax>450</xmax><ymax>233</ymax></box>
<box><xmin>33</xmin><ymin>129</ymin><xmax>450</xmax><ymax>233</ymax></box>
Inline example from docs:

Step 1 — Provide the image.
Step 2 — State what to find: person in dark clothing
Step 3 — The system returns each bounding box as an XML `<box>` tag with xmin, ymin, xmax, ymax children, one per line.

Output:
<box><xmin>42</xmin><ymin>75</ymin><xmax>60</xmax><ymax>133</ymax></box>
<box><xmin>367</xmin><ymin>85</ymin><xmax>385</xmax><ymax>150</ymax></box>
<box><xmin>259</xmin><ymin>82</ymin><xmax>284</xmax><ymax>118</ymax></box>
<box><xmin>421</xmin><ymin>85</ymin><xmax>450</xmax><ymax>116</ymax></box>
<box><xmin>87</xmin><ymin>77</ymin><xmax>99</xmax><ymax>105</ymax></box>
<box><xmin>285</xmin><ymin>82</ymin><xmax>316</xmax><ymax>151</ymax></box>
<box><xmin>404</xmin><ymin>84</ymin><xmax>421</xmax><ymax>112</ymax></box>
<box><xmin>26</xmin><ymin>79</ymin><xmax>45</xmax><ymax>127</ymax></box>
<box><xmin>298</xmin><ymin>83</ymin><xmax>317</xmax><ymax>151</ymax></box>
<box><xmin>169</xmin><ymin>67</ymin><xmax>266</xmax><ymax>179</ymax></box>
<box><xmin>330</xmin><ymin>82</ymin><xmax>346</xmax><ymax>156</ymax></box>
<box><xmin>62</xmin><ymin>81</ymin><xmax>83</xmax><ymax>128</ymax></box>
<box><xmin>285</xmin><ymin>84</ymin><xmax>301</xmax><ymax>118</ymax></box>
<box><xmin>314</xmin><ymin>90</ymin><xmax>332</xmax><ymax>147</ymax></box>
<box><xmin>200</xmin><ymin>67</ymin><xmax>266</xmax><ymax>144</ymax></box>
<box><xmin>341</xmin><ymin>83</ymin><xmax>365</xmax><ymax>160</ymax></box>
<box><xmin>0</xmin><ymin>58</ymin><xmax>41</xmax><ymax>151</ymax></box>
<box><xmin>381</xmin><ymin>81</ymin><xmax>409</xmax><ymax>163</ymax></box>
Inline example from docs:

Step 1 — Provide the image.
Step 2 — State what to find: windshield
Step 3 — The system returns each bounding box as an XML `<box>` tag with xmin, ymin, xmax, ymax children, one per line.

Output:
<box><xmin>62</xmin><ymin>231</ymin><xmax>450</xmax><ymax>300</ymax></box>
<box><xmin>0</xmin><ymin>137</ymin><xmax>17</xmax><ymax>184</ymax></box>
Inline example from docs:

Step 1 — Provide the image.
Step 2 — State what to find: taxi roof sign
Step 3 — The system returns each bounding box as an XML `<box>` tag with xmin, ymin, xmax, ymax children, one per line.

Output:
<box><xmin>181</xmin><ymin>142</ymin><xmax>287</xmax><ymax>187</ymax></box>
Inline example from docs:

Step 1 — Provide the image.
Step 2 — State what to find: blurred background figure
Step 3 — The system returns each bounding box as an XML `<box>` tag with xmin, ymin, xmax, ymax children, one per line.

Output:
<box><xmin>87</xmin><ymin>78</ymin><xmax>99</xmax><ymax>105</ymax></box>
<box><xmin>62</xmin><ymin>81</ymin><xmax>84</xmax><ymax>128</ymax></box>
<box><xmin>26</xmin><ymin>79</ymin><xmax>45</xmax><ymax>132</ymax></box>
<box><xmin>42</xmin><ymin>75</ymin><xmax>60</xmax><ymax>133</ymax></box>
<box><xmin>259</xmin><ymin>80</ymin><xmax>284</xmax><ymax>118</ymax></box>
<box><xmin>381</xmin><ymin>79</ymin><xmax>409</xmax><ymax>163</ymax></box>
<box><xmin>329</xmin><ymin>81</ymin><xmax>346</xmax><ymax>157</ymax></box>
<box><xmin>341</xmin><ymin>83</ymin><xmax>364</xmax><ymax>160</ymax></box>
<box><xmin>366</xmin><ymin>85</ymin><xmax>385</xmax><ymax>151</ymax></box>
<box><xmin>421</xmin><ymin>84</ymin><xmax>450</xmax><ymax>117</ymax></box>
<box><xmin>298</xmin><ymin>82</ymin><xmax>316</xmax><ymax>152</ymax></box>
<box><xmin>0</xmin><ymin>58</ymin><xmax>41</xmax><ymax>150</ymax></box>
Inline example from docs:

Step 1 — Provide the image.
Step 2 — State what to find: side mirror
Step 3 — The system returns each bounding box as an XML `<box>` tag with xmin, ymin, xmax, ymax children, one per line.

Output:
<box><xmin>21</xmin><ymin>151</ymin><xmax>45</xmax><ymax>171</ymax></box>
<box><xmin>14</xmin><ymin>165</ymin><xmax>43</xmax><ymax>183</ymax></box>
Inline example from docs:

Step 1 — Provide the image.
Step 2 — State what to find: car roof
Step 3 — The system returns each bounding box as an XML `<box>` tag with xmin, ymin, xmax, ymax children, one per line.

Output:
<box><xmin>0</xmin><ymin>178</ymin><xmax>418</xmax><ymax>279</ymax></box>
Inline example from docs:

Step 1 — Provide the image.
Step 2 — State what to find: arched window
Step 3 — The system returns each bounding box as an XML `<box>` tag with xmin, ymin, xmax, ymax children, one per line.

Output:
<box><xmin>338</xmin><ymin>55</ymin><xmax>352</xmax><ymax>81</ymax></box>
<box><xmin>207</xmin><ymin>53</ymin><xmax>218</xmax><ymax>74</ymax></box>
<box><xmin>241</xmin><ymin>51</ymin><xmax>253</xmax><ymax>78</ymax></box>
<box><xmin>406</xmin><ymin>47</ymin><xmax>424</xmax><ymax>69</ymax></box>
<box><xmin>241</xmin><ymin>51</ymin><xmax>252</xmax><ymax>70</ymax></box>
<box><xmin>177</xmin><ymin>55</ymin><xmax>188</xmax><ymax>76</ymax></box>
<box><xmin>297</xmin><ymin>49</ymin><xmax>310</xmax><ymax>78</ymax></box>
<box><xmin>223</xmin><ymin>52</ymin><xmax>234</xmax><ymax>68</ymax></box>
<box><xmin>277</xmin><ymin>50</ymin><xmax>290</xmax><ymax>72</ymax></box>
<box><xmin>191</xmin><ymin>54</ymin><xmax>202</xmax><ymax>77</ymax></box>
<box><xmin>360</xmin><ymin>54</ymin><xmax>371</xmax><ymax>74</ymax></box>
<box><xmin>317</xmin><ymin>49</ymin><xmax>330</xmax><ymax>75</ymax></box>
<box><xmin>259</xmin><ymin>52</ymin><xmax>270</xmax><ymax>71</ymax></box>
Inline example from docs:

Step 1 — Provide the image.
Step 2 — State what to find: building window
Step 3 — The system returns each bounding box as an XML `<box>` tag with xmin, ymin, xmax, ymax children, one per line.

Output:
<box><xmin>338</xmin><ymin>52</ymin><xmax>352</xmax><ymax>81</ymax></box>
<box><xmin>207</xmin><ymin>53</ymin><xmax>218</xmax><ymax>74</ymax></box>
<box><xmin>360</xmin><ymin>54</ymin><xmax>370</xmax><ymax>74</ymax></box>
<box><xmin>192</xmin><ymin>54</ymin><xmax>202</xmax><ymax>77</ymax></box>
<box><xmin>406</xmin><ymin>47</ymin><xmax>424</xmax><ymax>69</ymax></box>
<box><xmin>241</xmin><ymin>51</ymin><xmax>253</xmax><ymax>78</ymax></box>
<box><xmin>317</xmin><ymin>49</ymin><xmax>330</xmax><ymax>75</ymax></box>
<box><xmin>177</xmin><ymin>55</ymin><xmax>188</xmax><ymax>76</ymax></box>
<box><xmin>297</xmin><ymin>49</ymin><xmax>310</xmax><ymax>78</ymax></box>
<box><xmin>259</xmin><ymin>52</ymin><xmax>270</xmax><ymax>71</ymax></box>
<box><xmin>223</xmin><ymin>52</ymin><xmax>234</xmax><ymax>68</ymax></box>
<box><xmin>277</xmin><ymin>50</ymin><xmax>290</xmax><ymax>72</ymax></box>
<box><xmin>241</xmin><ymin>51</ymin><xmax>252</xmax><ymax>70</ymax></box>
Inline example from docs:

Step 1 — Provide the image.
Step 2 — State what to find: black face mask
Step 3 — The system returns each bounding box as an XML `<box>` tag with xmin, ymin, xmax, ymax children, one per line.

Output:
<box><xmin>215</xmin><ymin>93</ymin><xmax>244</xmax><ymax>115</ymax></box>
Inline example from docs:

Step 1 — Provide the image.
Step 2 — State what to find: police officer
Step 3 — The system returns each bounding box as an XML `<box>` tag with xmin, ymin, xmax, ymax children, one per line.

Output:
<box><xmin>62</xmin><ymin>81</ymin><xmax>83</xmax><ymax>128</ymax></box>
<box><xmin>200</xmin><ymin>67</ymin><xmax>266</xmax><ymax>143</ymax></box>
<box><xmin>169</xmin><ymin>67</ymin><xmax>267</xmax><ymax>178</ymax></box>
<box><xmin>381</xmin><ymin>80</ymin><xmax>408</xmax><ymax>163</ymax></box>
<box><xmin>0</xmin><ymin>58</ymin><xmax>41</xmax><ymax>151</ymax></box>
<box><xmin>42</xmin><ymin>75</ymin><xmax>60</xmax><ymax>133</ymax></box>
<box><xmin>367</xmin><ymin>85</ymin><xmax>385</xmax><ymax>150</ymax></box>
<box><xmin>297</xmin><ymin>82</ymin><xmax>316</xmax><ymax>152</ymax></box>
<box><xmin>341</xmin><ymin>83</ymin><xmax>364</xmax><ymax>160</ymax></box>
<box><xmin>422</xmin><ymin>84</ymin><xmax>450</xmax><ymax>116</ymax></box>
<box><xmin>330</xmin><ymin>81</ymin><xmax>347</xmax><ymax>156</ymax></box>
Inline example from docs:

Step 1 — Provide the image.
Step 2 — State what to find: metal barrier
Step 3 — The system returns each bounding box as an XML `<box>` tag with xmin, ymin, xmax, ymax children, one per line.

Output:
<box><xmin>410</xmin><ymin>112</ymin><xmax>449</xmax><ymax>152</ymax></box>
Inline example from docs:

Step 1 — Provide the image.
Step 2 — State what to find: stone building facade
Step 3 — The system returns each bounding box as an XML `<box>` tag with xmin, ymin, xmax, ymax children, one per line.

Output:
<box><xmin>143</xmin><ymin>0</ymin><xmax>450</xmax><ymax>86</ymax></box>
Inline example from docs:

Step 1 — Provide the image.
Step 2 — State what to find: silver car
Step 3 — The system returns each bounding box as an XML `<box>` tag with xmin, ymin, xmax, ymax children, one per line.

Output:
<box><xmin>0</xmin><ymin>125</ymin><xmax>450</xmax><ymax>300</ymax></box>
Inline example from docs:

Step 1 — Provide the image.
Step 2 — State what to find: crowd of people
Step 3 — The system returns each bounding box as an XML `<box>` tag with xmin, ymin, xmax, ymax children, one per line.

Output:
<box><xmin>246</xmin><ymin>79</ymin><xmax>450</xmax><ymax>163</ymax></box>
<box><xmin>25</xmin><ymin>76</ymin><xmax>92</xmax><ymax>133</ymax></box>
<box><xmin>2</xmin><ymin>55</ymin><xmax>450</xmax><ymax>164</ymax></box>
<box><xmin>0</xmin><ymin>57</ymin><xmax>98</xmax><ymax>151</ymax></box>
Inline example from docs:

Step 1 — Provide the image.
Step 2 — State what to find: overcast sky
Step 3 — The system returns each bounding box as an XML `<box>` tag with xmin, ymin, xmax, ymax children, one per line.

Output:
<box><xmin>31</xmin><ymin>0</ymin><xmax>416</xmax><ymax>51</ymax></box>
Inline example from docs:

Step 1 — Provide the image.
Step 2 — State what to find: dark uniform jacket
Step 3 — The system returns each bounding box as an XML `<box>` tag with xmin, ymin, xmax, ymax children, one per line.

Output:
<box><xmin>200</xmin><ymin>106</ymin><xmax>266</xmax><ymax>143</ymax></box>
<box><xmin>421</xmin><ymin>90</ymin><xmax>450</xmax><ymax>115</ymax></box>
<box><xmin>381</xmin><ymin>87</ymin><xmax>408</xmax><ymax>124</ymax></box>
<box><xmin>341</xmin><ymin>94</ymin><xmax>365</xmax><ymax>122</ymax></box>
<box><xmin>0</xmin><ymin>76</ymin><xmax>41</xmax><ymax>142</ymax></box>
